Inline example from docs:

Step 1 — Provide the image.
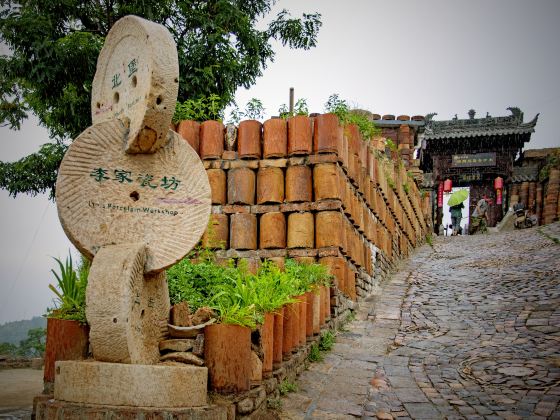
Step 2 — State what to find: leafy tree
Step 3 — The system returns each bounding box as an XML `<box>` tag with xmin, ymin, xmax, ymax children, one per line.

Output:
<box><xmin>0</xmin><ymin>0</ymin><xmax>322</xmax><ymax>198</ymax></box>
<box><xmin>18</xmin><ymin>327</ymin><xmax>46</xmax><ymax>357</ymax></box>
<box><xmin>0</xmin><ymin>341</ymin><xmax>18</xmax><ymax>356</ymax></box>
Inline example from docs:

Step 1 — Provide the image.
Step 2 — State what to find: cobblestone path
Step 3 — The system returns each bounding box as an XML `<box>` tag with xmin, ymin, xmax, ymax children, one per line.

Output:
<box><xmin>280</xmin><ymin>224</ymin><xmax>560</xmax><ymax>419</ymax></box>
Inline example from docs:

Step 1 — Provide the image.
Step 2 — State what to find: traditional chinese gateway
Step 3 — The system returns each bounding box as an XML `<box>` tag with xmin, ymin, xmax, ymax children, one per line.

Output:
<box><xmin>417</xmin><ymin>108</ymin><xmax>539</xmax><ymax>232</ymax></box>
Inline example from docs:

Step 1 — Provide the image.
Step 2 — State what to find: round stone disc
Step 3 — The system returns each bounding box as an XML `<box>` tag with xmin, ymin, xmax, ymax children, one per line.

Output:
<box><xmin>56</xmin><ymin>119</ymin><xmax>211</xmax><ymax>273</ymax></box>
<box><xmin>91</xmin><ymin>15</ymin><xmax>179</xmax><ymax>153</ymax></box>
<box><xmin>86</xmin><ymin>243</ymin><xmax>170</xmax><ymax>364</ymax></box>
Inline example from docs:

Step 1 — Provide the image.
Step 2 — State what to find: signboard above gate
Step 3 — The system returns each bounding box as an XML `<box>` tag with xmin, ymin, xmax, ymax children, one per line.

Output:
<box><xmin>452</xmin><ymin>152</ymin><xmax>496</xmax><ymax>168</ymax></box>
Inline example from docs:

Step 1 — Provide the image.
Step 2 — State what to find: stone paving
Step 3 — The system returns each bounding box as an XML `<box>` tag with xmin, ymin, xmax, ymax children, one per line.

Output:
<box><xmin>280</xmin><ymin>223</ymin><xmax>560</xmax><ymax>419</ymax></box>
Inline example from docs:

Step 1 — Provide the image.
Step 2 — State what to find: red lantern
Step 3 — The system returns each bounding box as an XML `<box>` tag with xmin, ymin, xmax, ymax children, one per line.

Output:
<box><xmin>494</xmin><ymin>177</ymin><xmax>503</xmax><ymax>190</ymax></box>
<box><xmin>443</xmin><ymin>179</ymin><xmax>452</xmax><ymax>192</ymax></box>
<box><xmin>496</xmin><ymin>188</ymin><xmax>502</xmax><ymax>205</ymax></box>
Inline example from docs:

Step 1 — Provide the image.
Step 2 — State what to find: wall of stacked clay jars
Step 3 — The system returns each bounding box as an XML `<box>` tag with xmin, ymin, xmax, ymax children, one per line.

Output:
<box><xmin>173</xmin><ymin>114</ymin><xmax>431</xmax><ymax>305</ymax></box>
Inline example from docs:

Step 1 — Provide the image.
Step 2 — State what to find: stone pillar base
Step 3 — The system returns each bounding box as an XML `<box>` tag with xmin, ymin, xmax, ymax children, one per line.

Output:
<box><xmin>52</xmin><ymin>361</ymin><xmax>208</xmax><ymax>408</ymax></box>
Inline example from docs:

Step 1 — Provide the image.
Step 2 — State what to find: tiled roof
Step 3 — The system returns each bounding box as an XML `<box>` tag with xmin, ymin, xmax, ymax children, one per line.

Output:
<box><xmin>423</xmin><ymin>108</ymin><xmax>539</xmax><ymax>140</ymax></box>
<box><xmin>511</xmin><ymin>166</ymin><xmax>539</xmax><ymax>183</ymax></box>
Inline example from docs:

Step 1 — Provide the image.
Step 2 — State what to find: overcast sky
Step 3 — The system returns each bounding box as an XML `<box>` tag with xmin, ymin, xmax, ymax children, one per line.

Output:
<box><xmin>1</xmin><ymin>0</ymin><xmax>559</xmax><ymax>324</ymax></box>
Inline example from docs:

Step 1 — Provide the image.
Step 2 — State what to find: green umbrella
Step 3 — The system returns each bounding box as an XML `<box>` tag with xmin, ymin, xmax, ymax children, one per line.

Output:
<box><xmin>447</xmin><ymin>189</ymin><xmax>469</xmax><ymax>207</ymax></box>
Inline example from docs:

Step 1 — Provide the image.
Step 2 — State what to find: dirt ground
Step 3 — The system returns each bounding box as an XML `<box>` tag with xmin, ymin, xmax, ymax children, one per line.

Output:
<box><xmin>0</xmin><ymin>368</ymin><xmax>43</xmax><ymax>415</ymax></box>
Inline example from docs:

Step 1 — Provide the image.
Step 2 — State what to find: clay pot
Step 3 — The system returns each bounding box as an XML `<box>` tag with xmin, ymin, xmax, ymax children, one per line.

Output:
<box><xmin>268</xmin><ymin>257</ymin><xmax>285</xmax><ymax>270</ymax></box>
<box><xmin>262</xmin><ymin>312</ymin><xmax>274</xmax><ymax>374</ymax></box>
<box><xmin>206</xmin><ymin>169</ymin><xmax>226</xmax><ymax>204</ymax></box>
<box><xmin>313</xmin><ymin>113</ymin><xmax>342</xmax><ymax>154</ymax></box>
<box><xmin>288</xmin><ymin>115</ymin><xmax>312</xmax><ymax>155</ymax></box>
<box><xmin>205</xmin><ymin>323</ymin><xmax>251</xmax><ymax>393</ymax></box>
<box><xmin>319</xmin><ymin>256</ymin><xmax>346</xmax><ymax>291</ymax></box>
<box><xmin>230</xmin><ymin>213</ymin><xmax>257</xmax><ymax>250</ymax></box>
<box><xmin>273</xmin><ymin>308</ymin><xmax>284</xmax><ymax>365</ymax></box>
<box><xmin>315</xmin><ymin>211</ymin><xmax>342</xmax><ymax>248</ymax></box>
<box><xmin>263</xmin><ymin>118</ymin><xmax>288</xmax><ymax>158</ymax></box>
<box><xmin>297</xmin><ymin>295</ymin><xmax>307</xmax><ymax>346</ymax></box>
<box><xmin>312</xmin><ymin>290</ymin><xmax>321</xmax><ymax>334</ymax></box>
<box><xmin>319</xmin><ymin>287</ymin><xmax>326</xmax><ymax>326</ymax></box>
<box><xmin>287</xmin><ymin>212</ymin><xmax>314</xmax><ymax>248</ymax></box>
<box><xmin>176</xmin><ymin>120</ymin><xmax>200</xmax><ymax>155</ymax></box>
<box><xmin>324</xmin><ymin>285</ymin><xmax>331</xmax><ymax>322</ymax></box>
<box><xmin>282</xmin><ymin>304</ymin><xmax>293</xmax><ymax>356</ymax></box>
<box><xmin>200</xmin><ymin>120</ymin><xmax>224</xmax><ymax>159</ymax></box>
<box><xmin>237</xmin><ymin>120</ymin><xmax>262</xmax><ymax>159</ymax></box>
<box><xmin>257</xmin><ymin>167</ymin><xmax>284</xmax><ymax>204</ymax></box>
<box><xmin>345</xmin><ymin>124</ymin><xmax>361</xmax><ymax>157</ymax></box>
<box><xmin>44</xmin><ymin>318</ymin><xmax>89</xmax><ymax>384</ymax></box>
<box><xmin>228</xmin><ymin>167</ymin><xmax>255</xmax><ymax>204</ymax></box>
<box><xmin>290</xmin><ymin>301</ymin><xmax>300</xmax><ymax>349</ymax></box>
<box><xmin>202</xmin><ymin>213</ymin><xmax>229</xmax><ymax>249</ymax></box>
<box><xmin>260</xmin><ymin>212</ymin><xmax>286</xmax><ymax>249</ymax></box>
<box><xmin>305</xmin><ymin>291</ymin><xmax>315</xmax><ymax>337</ymax></box>
<box><xmin>313</xmin><ymin>163</ymin><xmax>340</xmax><ymax>201</ymax></box>
<box><xmin>285</xmin><ymin>165</ymin><xmax>312</xmax><ymax>202</ymax></box>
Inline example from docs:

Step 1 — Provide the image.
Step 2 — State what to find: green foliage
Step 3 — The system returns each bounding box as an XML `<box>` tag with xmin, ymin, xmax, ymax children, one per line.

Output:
<box><xmin>46</xmin><ymin>253</ymin><xmax>89</xmax><ymax>324</ymax></box>
<box><xmin>387</xmin><ymin>175</ymin><xmax>396</xmax><ymax>191</ymax></box>
<box><xmin>0</xmin><ymin>142</ymin><xmax>66</xmax><ymax>199</ymax></box>
<box><xmin>319</xmin><ymin>330</ymin><xmax>335</xmax><ymax>351</ymax></box>
<box><xmin>278</xmin><ymin>98</ymin><xmax>309</xmax><ymax>119</ymax></box>
<box><xmin>307</xmin><ymin>342</ymin><xmax>323</xmax><ymax>362</ymax></box>
<box><xmin>166</xmin><ymin>254</ymin><xmax>330</xmax><ymax>328</ymax></box>
<box><xmin>425</xmin><ymin>233</ymin><xmax>433</xmax><ymax>247</ymax></box>
<box><xmin>267</xmin><ymin>397</ymin><xmax>282</xmax><ymax>410</ymax></box>
<box><xmin>403</xmin><ymin>183</ymin><xmax>410</xmax><ymax>194</ymax></box>
<box><xmin>279</xmin><ymin>379</ymin><xmax>298</xmax><ymax>395</ymax></box>
<box><xmin>324</xmin><ymin>94</ymin><xmax>380</xmax><ymax>140</ymax></box>
<box><xmin>385</xmin><ymin>138</ymin><xmax>397</xmax><ymax>152</ymax></box>
<box><xmin>242</xmin><ymin>98</ymin><xmax>266</xmax><ymax>121</ymax></box>
<box><xmin>0</xmin><ymin>327</ymin><xmax>45</xmax><ymax>357</ymax></box>
<box><xmin>17</xmin><ymin>327</ymin><xmax>46</xmax><ymax>357</ymax></box>
<box><xmin>173</xmin><ymin>94</ymin><xmax>224</xmax><ymax>123</ymax></box>
<box><xmin>538</xmin><ymin>150</ymin><xmax>560</xmax><ymax>182</ymax></box>
<box><xmin>0</xmin><ymin>0</ymin><xmax>322</xmax><ymax>198</ymax></box>
<box><xmin>0</xmin><ymin>342</ymin><xmax>18</xmax><ymax>356</ymax></box>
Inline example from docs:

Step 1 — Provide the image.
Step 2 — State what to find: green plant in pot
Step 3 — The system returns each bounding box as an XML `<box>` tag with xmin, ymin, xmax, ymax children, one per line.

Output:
<box><xmin>43</xmin><ymin>252</ymin><xmax>90</xmax><ymax>389</ymax></box>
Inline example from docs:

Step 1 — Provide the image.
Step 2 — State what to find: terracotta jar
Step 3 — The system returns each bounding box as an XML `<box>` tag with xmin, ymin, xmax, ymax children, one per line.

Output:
<box><xmin>313</xmin><ymin>113</ymin><xmax>342</xmax><ymax>154</ymax></box>
<box><xmin>345</xmin><ymin>124</ymin><xmax>361</xmax><ymax>157</ymax></box>
<box><xmin>230</xmin><ymin>213</ymin><xmax>257</xmax><ymax>250</ymax></box>
<box><xmin>285</xmin><ymin>165</ymin><xmax>312</xmax><ymax>202</ymax></box>
<box><xmin>206</xmin><ymin>169</ymin><xmax>226</xmax><ymax>204</ymax></box>
<box><xmin>312</xmin><ymin>290</ymin><xmax>321</xmax><ymax>334</ymax></box>
<box><xmin>44</xmin><ymin>318</ymin><xmax>89</xmax><ymax>384</ymax></box>
<box><xmin>237</xmin><ymin>120</ymin><xmax>262</xmax><ymax>159</ymax></box>
<box><xmin>205</xmin><ymin>324</ymin><xmax>251</xmax><ymax>393</ymax></box>
<box><xmin>287</xmin><ymin>115</ymin><xmax>312</xmax><ymax>155</ymax></box>
<box><xmin>319</xmin><ymin>287</ymin><xmax>326</xmax><ymax>326</ymax></box>
<box><xmin>297</xmin><ymin>295</ymin><xmax>307</xmax><ymax>346</ymax></box>
<box><xmin>287</xmin><ymin>212</ymin><xmax>314</xmax><ymax>248</ymax></box>
<box><xmin>176</xmin><ymin>120</ymin><xmax>200</xmax><ymax>155</ymax></box>
<box><xmin>199</xmin><ymin>120</ymin><xmax>224</xmax><ymax>159</ymax></box>
<box><xmin>259</xmin><ymin>212</ymin><xmax>286</xmax><ymax>249</ymax></box>
<box><xmin>257</xmin><ymin>167</ymin><xmax>284</xmax><ymax>204</ymax></box>
<box><xmin>273</xmin><ymin>308</ymin><xmax>284</xmax><ymax>366</ymax></box>
<box><xmin>323</xmin><ymin>286</ymin><xmax>331</xmax><ymax>322</ymax></box>
<box><xmin>202</xmin><ymin>213</ymin><xmax>229</xmax><ymax>249</ymax></box>
<box><xmin>282</xmin><ymin>304</ymin><xmax>293</xmax><ymax>356</ymax></box>
<box><xmin>315</xmin><ymin>211</ymin><xmax>342</xmax><ymax>248</ymax></box>
<box><xmin>290</xmin><ymin>301</ymin><xmax>300</xmax><ymax>349</ymax></box>
<box><xmin>227</xmin><ymin>167</ymin><xmax>255</xmax><ymax>205</ymax></box>
<box><xmin>263</xmin><ymin>118</ymin><xmax>288</xmax><ymax>158</ymax></box>
<box><xmin>313</xmin><ymin>163</ymin><xmax>340</xmax><ymax>201</ymax></box>
<box><xmin>305</xmin><ymin>291</ymin><xmax>315</xmax><ymax>337</ymax></box>
<box><xmin>319</xmin><ymin>256</ymin><xmax>346</xmax><ymax>291</ymax></box>
<box><xmin>262</xmin><ymin>312</ymin><xmax>274</xmax><ymax>374</ymax></box>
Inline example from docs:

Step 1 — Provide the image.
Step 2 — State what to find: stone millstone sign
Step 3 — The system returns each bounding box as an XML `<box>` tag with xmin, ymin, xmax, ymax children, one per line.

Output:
<box><xmin>52</xmin><ymin>16</ymin><xmax>211</xmax><ymax>408</ymax></box>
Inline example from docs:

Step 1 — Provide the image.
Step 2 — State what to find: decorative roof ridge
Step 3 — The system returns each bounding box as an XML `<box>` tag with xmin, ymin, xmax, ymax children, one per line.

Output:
<box><xmin>424</xmin><ymin>107</ymin><xmax>539</xmax><ymax>137</ymax></box>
